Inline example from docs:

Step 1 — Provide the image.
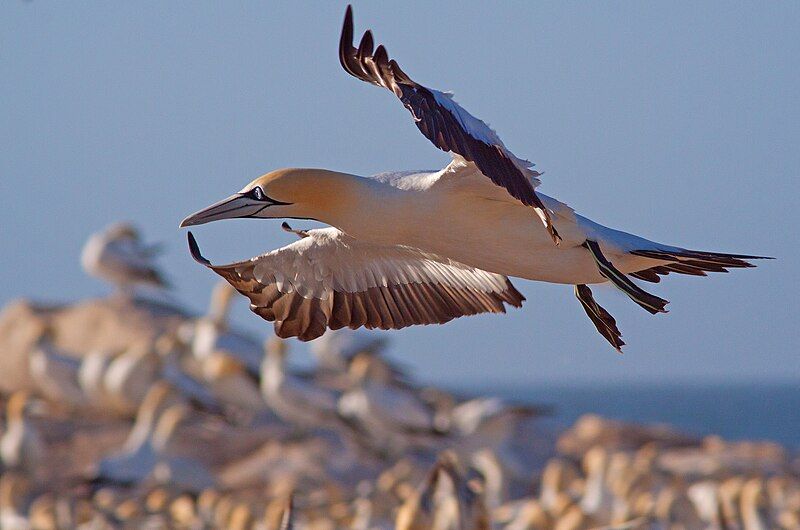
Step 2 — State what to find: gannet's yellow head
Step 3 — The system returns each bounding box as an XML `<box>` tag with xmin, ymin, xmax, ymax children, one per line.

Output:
<box><xmin>180</xmin><ymin>168</ymin><xmax>352</xmax><ymax>227</ymax></box>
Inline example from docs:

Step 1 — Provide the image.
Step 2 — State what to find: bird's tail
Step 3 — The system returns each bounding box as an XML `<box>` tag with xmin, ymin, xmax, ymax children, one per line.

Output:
<box><xmin>628</xmin><ymin>248</ymin><xmax>772</xmax><ymax>283</ymax></box>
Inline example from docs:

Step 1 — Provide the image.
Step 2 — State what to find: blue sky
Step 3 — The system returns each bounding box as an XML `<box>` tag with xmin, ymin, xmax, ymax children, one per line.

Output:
<box><xmin>2</xmin><ymin>1</ymin><xmax>798</xmax><ymax>385</ymax></box>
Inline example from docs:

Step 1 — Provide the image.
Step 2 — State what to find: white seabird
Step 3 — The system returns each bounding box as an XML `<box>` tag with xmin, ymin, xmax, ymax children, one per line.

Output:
<box><xmin>28</xmin><ymin>332</ymin><xmax>87</xmax><ymax>410</ymax></box>
<box><xmin>180</xmin><ymin>6</ymin><xmax>768</xmax><ymax>350</ymax></box>
<box><xmin>260</xmin><ymin>338</ymin><xmax>341</xmax><ymax>430</ymax></box>
<box><xmin>188</xmin><ymin>281</ymin><xmax>263</xmax><ymax>374</ymax></box>
<box><xmin>337</xmin><ymin>354</ymin><xmax>438</xmax><ymax>453</ymax></box>
<box><xmin>310</xmin><ymin>328</ymin><xmax>387</xmax><ymax>371</ymax></box>
<box><xmin>0</xmin><ymin>392</ymin><xmax>44</xmax><ymax>478</ymax></box>
<box><xmin>81</xmin><ymin>222</ymin><xmax>168</xmax><ymax>293</ymax></box>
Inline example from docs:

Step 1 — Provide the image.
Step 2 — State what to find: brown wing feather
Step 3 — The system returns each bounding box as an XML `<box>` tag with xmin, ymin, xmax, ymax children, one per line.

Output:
<box><xmin>187</xmin><ymin>232</ymin><xmax>524</xmax><ymax>342</ymax></box>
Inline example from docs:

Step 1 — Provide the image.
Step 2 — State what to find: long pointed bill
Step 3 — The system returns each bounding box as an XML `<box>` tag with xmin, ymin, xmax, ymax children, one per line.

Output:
<box><xmin>180</xmin><ymin>194</ymin><xmax>265</xmax><ymax>227</ymax></box>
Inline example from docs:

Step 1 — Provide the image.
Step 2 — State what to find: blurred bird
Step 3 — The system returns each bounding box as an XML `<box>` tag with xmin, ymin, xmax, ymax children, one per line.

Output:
<box><xmin>188</xmin><ymin>281</ymin><xmax>263</xmax><ymax>375</ymax></box>
<box><xmin>202</xmin><ymin>353</ymin><xmax>265</xmax><ymax>412</ymax></box>
<box><xmin>448</xmin><ymin>397</ymin><xmax>546</xmax><ymax>458</ymax></box>
<box><xmin>261</xmin><ymin>338</ymin><xmax>340</xmax><ymax>430</ymax></box>
<box><xmin>395</xmin><ymin>461</ymin><xmax>442</xmax><ymax>530</ymax></box>
<box><xmin>310</xmin><ymin>328</ymin><xmax>387</xmax><ymax>371</ymax></box>
<box><xmin>338</xmin><ymin>354</ymin><xmax>438</xmax><ymax>454</ymax></box>
<box><xmin>279</xmin><ymin>494</ymin><xmax>295</xmax><ymax>530</ymax></box>
<box><xmin>580</xmin><ymin>447</ymin><xmax>615</xmax><ymax>522</ymax></box>
<box><xmin>0</xmin><ymin>392</ymin><xmax>44</xmax><ymax>478</ymax></box>
<box><xmin>103</xmin><ymin>342</ymin><xmax>161</xmax><ymax>414</ymax></box>
<box><xmin>0</xmin><ymin>473</ymin><xmax>31</xmax><ymax>530</ymax></box>
<box><xmin>181</xmin><ymin>6</ymin><xmax>767</xmax><ymax>351</ymax></box>
<box><xmin>81</xmin><ymin>221</ymin><xmax>168</xmax><ymax>294</ymax></box>
<box><xmin>78</xmin><ymin>349</ymin><xmax>115</xmax><ymax>410</ymax></box>
<box><xmin>89</xmin><ymin>383</ymin><xmax>183</xmax><ymax>486</ymax></box>
<box><xmin>28</xmin><ymin>329</ymin><xmax>87</xmax><ymax>410</ymax></box>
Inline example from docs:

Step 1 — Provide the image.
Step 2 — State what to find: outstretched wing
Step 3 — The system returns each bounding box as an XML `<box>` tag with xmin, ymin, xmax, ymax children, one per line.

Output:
<box><xmin>339</xmin><ymin>6</ymin><xmax>559</xmax><ymax>244</ymax></box>
<box><xmin>187</xmin><ymin>229</ymin><xmax>524</xmax><ymax>341</ymax></box>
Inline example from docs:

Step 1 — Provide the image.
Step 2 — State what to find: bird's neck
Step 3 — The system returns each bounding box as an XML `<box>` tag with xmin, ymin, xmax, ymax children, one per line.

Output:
<box><xmin>299</xmin><ymin>171</ymin><xmax>412</xmax><ymax>242</ymax></box>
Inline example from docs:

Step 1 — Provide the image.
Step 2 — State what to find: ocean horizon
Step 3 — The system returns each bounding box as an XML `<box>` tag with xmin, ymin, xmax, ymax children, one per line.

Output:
<box><xmin>452</xmin><ymin>380</ymin><xmax>800</xmax><ymax>449</ymax></box>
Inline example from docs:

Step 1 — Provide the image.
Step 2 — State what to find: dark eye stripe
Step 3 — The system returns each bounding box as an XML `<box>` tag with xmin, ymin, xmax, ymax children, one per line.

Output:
<box><xmin>246</xmin><ymin>186</ymin><xmax>293</xmax><ymax>206</ymax></box>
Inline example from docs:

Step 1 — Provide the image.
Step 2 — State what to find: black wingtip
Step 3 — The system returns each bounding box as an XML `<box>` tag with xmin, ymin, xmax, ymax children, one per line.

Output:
<box><xmin>342</xmin><ymin>5</ymin><xmax>354</xmax><ymax>45</ymax></box>
<box><xmin>339</xmin><ymin>5</ymin><xmax>356</xmax><ymax>74</ymax></box>
<box><xmin>187</xmin><ymin>232</ymin><xmax>212</xmax><ymax>267</ymax></box>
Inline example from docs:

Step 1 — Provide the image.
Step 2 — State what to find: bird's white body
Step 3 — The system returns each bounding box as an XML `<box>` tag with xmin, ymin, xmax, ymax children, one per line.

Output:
<box><xmin>324</xmin><ymin>166</ymin><xmax>660</xmax><ymax>286</ymax></box>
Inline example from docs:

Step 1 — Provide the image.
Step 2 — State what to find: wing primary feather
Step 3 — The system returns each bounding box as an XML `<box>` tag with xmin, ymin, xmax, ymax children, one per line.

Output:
<box><xmin>187</xmin><ymin>229</ymin><xmax>524</xmax><ymax>341</ymax></box>
<box><xmin>338</xmin><ymin>6</ymin><xmax>560</xmax><ymax>244</ymax></box>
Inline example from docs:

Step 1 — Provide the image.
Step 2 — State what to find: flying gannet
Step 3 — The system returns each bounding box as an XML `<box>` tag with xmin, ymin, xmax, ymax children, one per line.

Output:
<box><xmin>180</xmin><ymin>6</ymin><xmax>768</xmax><ymax>350</ymax></box>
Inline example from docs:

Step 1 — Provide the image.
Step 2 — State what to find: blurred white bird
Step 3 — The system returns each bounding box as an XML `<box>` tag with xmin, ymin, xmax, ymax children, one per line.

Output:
<box><xmin>81</xmin><ymin>222</ymin><xmax>168</xmax><ymax>294</ymax></box>
<box><xmin>0</xmin><ymin>392</ymin><xmax>44</xmax><ymax>478</ymax></box>
<box><xmin>279</xmin><ymin>494</ymin><xmax>294</xmax><ymax>530</ymax></box>
<box><xmin>103</xmin><ymin>342</ymin><xmax>161</xmax><ymax>415</ymax></box>
<box><xmin>92</xmin><ymin>383</ymin><xmax>177</xmax><ymax>485</ymax></box>
<box><xmin>261</xmin><ymin>338</ymin><xmax>340</xmax><ymax>430</ymax></box>
<box><xmin>78</xmin><ymin>349</ymin><xmax>115</xmax><ymax>410</ymax></box>
<box><xmin>338</xmin><ymin>354</ymin><xmax>438</xmax><ymax>453</ymax></box>
<box><xmin>201</xmin><ymin>353</ymin><xmax>266</xmax><ymax>412</ymax></box>
<box><xmin>189</xmin><ymin>281</ymin><xmax>263</xmax><ymax>375</ymax></box>
<box><xmin>449</xmin><ymin>397</ymin><xmax>545</xmax><ymax>457</ymax></box>
<box><xmin>0</xmin><ymin>473</ymin><xmax>31</xmax><ymax>530</ymax></box>
<box><xmin>310</xmin><ymin>328</ymin><xmax>387</xmax><ymax>371</ymax></box>
<box><xmin>90</xmin><ymin>384</ymin><xmax>212</xmax><ymax>490</ymax></box>
<box><xmin>28</xmin><ymin>331</ymin><xmax>87</xmax><ymax>410</ymax></box>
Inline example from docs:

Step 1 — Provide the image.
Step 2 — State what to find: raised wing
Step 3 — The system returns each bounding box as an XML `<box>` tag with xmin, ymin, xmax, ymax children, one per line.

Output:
<box><xmin>187</xmin><ymin>229</ymin><xmax>523</xmax><ymax>341</ymax></box>
<box><xmin>339</xmin><ymin>6</ymin><xmax>560</xmax><ymax>244</ymax></box>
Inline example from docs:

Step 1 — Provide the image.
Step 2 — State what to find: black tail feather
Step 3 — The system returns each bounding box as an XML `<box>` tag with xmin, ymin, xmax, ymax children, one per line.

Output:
<box><xmin>630</xmin><ymin>249</ymin><xmax>772</xmax><ymax>282</ymax></box>
<box><xmin>583</xmin><ymin>240</ymin><xmax>669</xmax><ymax>314</ymax></box>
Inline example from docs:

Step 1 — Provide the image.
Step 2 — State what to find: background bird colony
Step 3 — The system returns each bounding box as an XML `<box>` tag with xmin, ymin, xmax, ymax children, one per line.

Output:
<box><xmin>0</xmin><ymin>223</ymin><xmax>797</xmax><ymax>529</ymax></box>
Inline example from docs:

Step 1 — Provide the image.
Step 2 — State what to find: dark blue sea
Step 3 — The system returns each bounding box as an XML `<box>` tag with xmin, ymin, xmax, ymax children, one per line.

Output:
<box><xmin>462</xmin><ymin>382</ymin><xmax>800</xmax><ymax>449</ymax></box>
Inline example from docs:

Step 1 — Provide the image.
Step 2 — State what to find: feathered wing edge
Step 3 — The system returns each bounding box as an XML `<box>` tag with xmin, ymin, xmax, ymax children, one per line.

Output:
<box><xmin>338</xmin><ymin>5</ymin><xmax>560</xmax><ymax>244</ymax></box>
<box><xmin>187</xmin><ymin>232</ymin><xmax>525</xmax><ymax>342</ymax></box>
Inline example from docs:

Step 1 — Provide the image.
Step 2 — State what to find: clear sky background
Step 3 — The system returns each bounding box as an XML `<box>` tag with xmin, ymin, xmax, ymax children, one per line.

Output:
<box><xmin>2</xmin><ymin>2</ymin><xmax>798</xmax><ymax>386</ymax></box>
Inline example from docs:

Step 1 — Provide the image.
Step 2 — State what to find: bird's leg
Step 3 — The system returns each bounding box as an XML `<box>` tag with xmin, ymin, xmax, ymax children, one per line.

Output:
<box><xmin>281</xmin><ymin>222</ymin><xmax>309</xmax><ymax>239</ymax></box>
<box><xmin>582</xmin><ymin>240</ymin><xmax>669</xmax><ymax>315</ymax></box>
<box><xmin>574</xmin><ymin>284</ymin><xmax>625</xmax><ymax>352</ymax></box>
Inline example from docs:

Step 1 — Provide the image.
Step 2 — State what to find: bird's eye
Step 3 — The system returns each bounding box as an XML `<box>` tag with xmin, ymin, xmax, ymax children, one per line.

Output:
<box><xmin>250</xmin><ymin>187</ymin><xmax>265</xmax><ymax>201</ymax></box>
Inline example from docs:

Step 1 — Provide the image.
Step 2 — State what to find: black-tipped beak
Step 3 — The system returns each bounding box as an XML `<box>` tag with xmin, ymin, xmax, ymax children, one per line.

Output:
<box><xmin>180</xmin><ymin>193</ymin><xmax>262</xmax><ymax>228</ymax></box>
